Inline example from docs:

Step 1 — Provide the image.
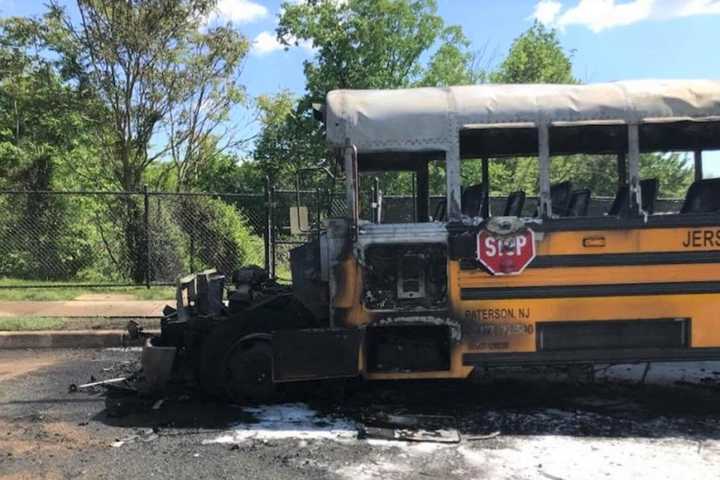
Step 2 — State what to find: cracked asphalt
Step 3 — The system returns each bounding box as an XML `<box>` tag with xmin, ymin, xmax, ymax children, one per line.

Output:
<box><xmin>1</xmin><ymin>348</ymin><xmax>720</xmax><ymax>480</ymax></box>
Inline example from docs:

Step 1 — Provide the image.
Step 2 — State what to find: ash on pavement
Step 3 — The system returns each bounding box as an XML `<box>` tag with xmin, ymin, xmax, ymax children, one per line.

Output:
<box><xmin>1</xmin><ymin>349</ymin><xmax>719</xmax><ymax>480</ymax></box>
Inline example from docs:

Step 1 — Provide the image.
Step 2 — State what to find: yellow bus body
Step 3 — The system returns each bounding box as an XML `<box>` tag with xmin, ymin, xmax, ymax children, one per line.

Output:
<box><xmin>338</xmin><ymin>224</ymin><xmax>720</xmax><ymax>380</ymax></box>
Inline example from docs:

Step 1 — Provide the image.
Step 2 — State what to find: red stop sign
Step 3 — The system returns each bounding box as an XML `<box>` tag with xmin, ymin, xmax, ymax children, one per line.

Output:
<box><xmin>476</xmin><ymin>228</ymin><xmax>536</xmax><ymax>275</ymax></box>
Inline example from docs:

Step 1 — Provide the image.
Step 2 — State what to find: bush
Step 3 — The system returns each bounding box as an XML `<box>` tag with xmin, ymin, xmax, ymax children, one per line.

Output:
<box><xmin>175</xmin><ymin>196</ymin><xmax>264</xmax><ymax>276</ymax></box>
<box><xmin>0</xmin><ymin>193</ymin><xmax>95</xmax><ymax>281</ymax></box>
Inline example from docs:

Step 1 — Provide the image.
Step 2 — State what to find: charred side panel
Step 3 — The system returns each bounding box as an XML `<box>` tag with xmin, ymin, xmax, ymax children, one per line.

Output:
<box><xmin>537</xmin><ymin>318</ymin><xmax>690</xmax><ymax>351</ymax></box>
<box><xmin>272</xmin><ymin>328</ymin><xmax>363</xmax><ymax>382</ymax></box>
<box><xmin>363</xmin><ymin>243</ymin><xmax>447</xmax><ymax>310</ymax></box>
<box><xmin>366</xmin><ymin>325</ymin><xmax>451</xmax><ymax>372</ymax></box>
<box><xmin>290</xmin><ymin>239</ymin><xmax>329</xmax><ymax>321</ymax></box>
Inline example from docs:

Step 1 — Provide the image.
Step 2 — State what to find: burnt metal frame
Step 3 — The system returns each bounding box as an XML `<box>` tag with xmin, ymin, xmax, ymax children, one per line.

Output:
<box><xmin>457</xmin><ymin>122</ymin><xmax>647</xmax><ymax>220</ymax></box>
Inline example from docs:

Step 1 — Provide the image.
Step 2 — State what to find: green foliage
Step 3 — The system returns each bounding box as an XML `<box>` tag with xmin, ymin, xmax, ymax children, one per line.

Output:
<box><xmin>192</xmin><ymin>153</ymin><xmax>265</xmax><ymax>193</ymax></box>
<box><xmin>253</xmin><ymin>0</ymin><xmax>479</xmax><ymax>189</ymax></box>
<box><xmin>0</xmin><ymin>317</ymin><xmax>65</xmax><ymax>331</ymax></box>
<box><xmin>41</xmin><ymin>0</ymin><xmax>248</xmax><ymax>192</ymax></box>
<box><xmin>253</xmin><ymin>91</ymin><xmax>322</xmax><ymax>186</ymax></box>
<box><xmin>278</xmin><ymin>0</ymin><xmax>477</xmax><ymax>95</ymax></box>
<box><xmin>0</xmin><ymin>15</ymin><xmax>102</xmax><ymax>190</ymax></box>
<box><xmin>0</xmin><ymin>193</ymin><xmax>95</xmax><ymax>281</ymax></box>
<box><xmin>420</xmin><ymin>25</ymin><xmax>484</xmax><ymax>87</ymax></box>
<box><xmin>491</xmin><ymin>22</ymin><xmax>576</xmax><ymax>84</ymax></box>
<box><xmin>21</xmin><ymin>0</ymin><xmax>252</xmax><ymax>281</ymax></box>
<box><xmin>166</xmin><ymin>25</ymin><xmax>251</xmax><ymax>190</ymax></box>
<box><xmin>481</xmin><ymin>23</ymin><xmax>692</xmax><ymax>200</ymax></box>
<box><xmin>640</xmin><ymin>153</ymin><xmax>693</xmax><ymax>198</ymax></box>
<box><xmin>176</xmin><ymin>197</ymin><xmax>265</xmax><ymax>273</ymax></box>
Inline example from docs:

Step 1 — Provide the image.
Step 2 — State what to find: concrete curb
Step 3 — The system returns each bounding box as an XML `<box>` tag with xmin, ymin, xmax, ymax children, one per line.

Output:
<box><xmin>0</xmin><ymin>330</ymin><xmax>159</xmax><ymax>349</ymax></box>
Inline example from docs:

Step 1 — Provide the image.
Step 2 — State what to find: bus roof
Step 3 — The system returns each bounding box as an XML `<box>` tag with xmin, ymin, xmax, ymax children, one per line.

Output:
<box><xmin>325</xmin><ymin>80</ymin><xmax>720</xmax><ymax>154</ymax></box>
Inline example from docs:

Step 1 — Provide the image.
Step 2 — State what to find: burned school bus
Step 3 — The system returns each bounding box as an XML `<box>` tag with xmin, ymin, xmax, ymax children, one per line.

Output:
<box><xmin>142</xmin><ymin>80</ymin><xmax>720</xmax><ymax>401</ymax></box>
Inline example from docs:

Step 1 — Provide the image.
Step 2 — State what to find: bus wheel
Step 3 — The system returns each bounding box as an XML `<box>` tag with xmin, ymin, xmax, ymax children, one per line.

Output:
<box><xmin>224</xmin><ymin>340</ymin><xmax>276</xmax><ymax>404</ymax></box>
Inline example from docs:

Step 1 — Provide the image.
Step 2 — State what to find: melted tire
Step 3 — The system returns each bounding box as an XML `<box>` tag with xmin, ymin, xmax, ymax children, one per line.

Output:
<box><xmin>224</xmin><ymin>341</ymin><xmax>277</xmax><ymax>404</ymax></box>
<box><xmin>197</xmin><ymin>322</ymin><xmax>252</xmax><ymax>397</ymax></box>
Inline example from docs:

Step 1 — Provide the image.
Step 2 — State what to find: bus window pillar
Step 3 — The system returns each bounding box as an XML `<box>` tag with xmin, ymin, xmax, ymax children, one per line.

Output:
<box><xmin>416</xmin><ymin>160</ymin><xmax>429</xmax><ymax>222</ymax></box>
<box><xmin>627</xmin><ymin>124</ymin><xmax>643</xmax><ymax>215</ymax></box>
<box><xmin>538</xmin><ymin>123</ymin><xmax>552</xmax><ymax>217</ymax></box>
<box><xmin>481</xmin><ymin>157</ymin><xmax>490</xmax><ymax>219</ymax></box>
<box><xmin>344</xmin><ymin>143</ymin><xmax>359</xmax><ymax>236</ymax></box>
<box><xmin>694</xmin><ymin>150</ymin><xmax>703</xmax><ymax>181</ymax></box>
<box><xmin>446</xmin><ymin>143</ymin><xmax>462</xmax><ymax>221</ymax></box>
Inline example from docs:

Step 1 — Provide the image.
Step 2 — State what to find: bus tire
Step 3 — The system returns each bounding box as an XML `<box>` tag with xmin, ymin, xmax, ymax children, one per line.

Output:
<box><xmin>224</xmin><ymin>339</ymin><xmax>276</xmax><ymax>404</ymax></box>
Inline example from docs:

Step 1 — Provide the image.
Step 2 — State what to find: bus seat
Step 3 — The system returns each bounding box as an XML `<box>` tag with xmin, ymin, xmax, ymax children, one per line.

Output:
<box><xmin>503</xmin><ymin>191</ymin><xmax>526</xmax><ymax>216</ymax></box>
<box><xmin>535</xmin><ymin>181</ymin><xmax>573</xmax><ymax>216</ymax></box>
<box><xmin>432</xmin><ymin>198</ymin><xmax>446</xmax><ymax>221</ymax></box>
<box><xmin>550</xmin><ymin>181</ymin><xmax>573</xmax><ymax>215</ymax></box>
<box><xmin>640</xmin><ymin>178</ymin><xmax>659</xmax><ymax>214</ymax></box>
<box><xmin>461</xmin><ymin>184</ymin><xmax>486</xmax><ymax>217</ymax></box>
<box><xmin>566</xmin><ymin>189</ymin><xmax>591</xmax><ymax>217</ymax></box>
<box><xmin>680</xmin><ymin>178</ymin><xmax>720</xmax><ymax>214</ymax></box>
<box><xmin>608</xmin><ymin>178</ymin><xmax>659</xmax><ymax>216</ymax></box>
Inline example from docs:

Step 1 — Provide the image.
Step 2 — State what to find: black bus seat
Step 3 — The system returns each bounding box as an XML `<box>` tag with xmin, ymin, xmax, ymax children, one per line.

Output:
<box><xmin>680</xmin><ymin>178</ymin><xmax>720</xmax><ymax>214</ymax></box>
<box><xmin>551</xmin><ymin>181</ymin><xmax>573</xmax><ymax>216</ymax></box>
<box><xmin>608</xmin><ymin>178</ymin><xmax>659</xmax><ymax>216</ymax></box>
<box><xmin>461</xmin><ymin>183</ymin><xmax>486</xmax><ymax>217</ymax></box>
<box><xmin>503</xmin><ymin>191</ymin><xmax>526</xmax><ymax>216</ymax></box>
<box><xmin>566</xmin><ymin>189</ymin><xmax>591</xmax><ymax>217</ymax></box>
<box><xmin>432</xmin><ymin>198</ymin><xmax>446</xmax><ymax>221</ymax></box>
<box><xmin>535</xmin><ymin>181</ymin><xmax>573</xmax><ymax>216</ymax></box>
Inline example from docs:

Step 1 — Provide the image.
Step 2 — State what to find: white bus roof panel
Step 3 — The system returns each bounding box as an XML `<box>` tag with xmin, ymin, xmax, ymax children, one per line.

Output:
<box><xmin>325</xmin><ymin>80</ymin><xmax>720</xmax><ymax>152</ymax></box>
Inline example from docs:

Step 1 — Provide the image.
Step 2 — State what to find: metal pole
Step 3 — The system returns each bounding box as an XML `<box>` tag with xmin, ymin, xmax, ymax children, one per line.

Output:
<box><xmin>694</xmin><ymin>150</ymin><xmax>703</xmax><ymax>182</ymax></box>
<box><xmin>315</xmin><ymin>187</ymin><xmax>321</xmax><ymax>237</ymax></box>
<box><xmin>411</xmin><ymin>172</ymin><xmax>417</xmax><ymax>221</ymax></box>
<box><xmin>264</xmin><ymin>177</ymin><xmax>271</xmax><ymax>274</ymax></box>
<box><xmin>538</xmin><ymin>124</ymin><xmax>551</xmax><ymax>217</ymax></box>
<box><xmin>370</xmin><ymin>177</ymin><xmax>379</xmax><ymax>223</ymax></box>
<box><xmin>446</xmin><ymin>139</ymin><xmax>462</xmax><ymax>221</ymax></box>
<box><xmin>416</xmin><ymin>161</ymin><xmax>429</xmax><ymax>222</ymax></box>
<box><xmin>628</xmin><ymin>124</ymin><xmax>642</xmax><ymax>214</ymax></box>
<box><xmin>481</xmin><ymin>157</ymin><xmax>490</xmax><ymax>218</ymax></box>
<box><xmin>190</xmin><ymin>231</ymin><xmax>195</xmax><ymax>273</ymax></box>
<box><xmin>143</xmin><ymin>185</ymin><xmax>150</xmax><ymax>289</ymax></box>
<box><xmin>343</xmin><ymin>144</ymin><xmax>359</xmax><ymax>239</ymax></box>
<box><xmin>270</xmin><ymin>183</ymin><xmax>276</xmax><ymax>279</ymax></box>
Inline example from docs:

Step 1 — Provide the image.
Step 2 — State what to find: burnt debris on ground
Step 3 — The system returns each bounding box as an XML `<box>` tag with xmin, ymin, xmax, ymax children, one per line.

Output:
<box><xmin>70</xmin><ymin>359</ymin><xmax>720</xmax><ymax>443</ymax></box>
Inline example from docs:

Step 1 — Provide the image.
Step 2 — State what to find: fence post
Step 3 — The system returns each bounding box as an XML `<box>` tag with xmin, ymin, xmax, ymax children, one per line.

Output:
<box><xmin>143</xmin><ymin>185</ymin><xmax>151</xmax><ymax>289</ymax></box>
<box><xmin>315</xmin><ymin>187</ymin><xmax>322</xmax><ymax>237</ymax></box>
<box><xmin>264</xmin><ymin>177</ymin><xmax>273</xmax><ymax>278</ymax></box>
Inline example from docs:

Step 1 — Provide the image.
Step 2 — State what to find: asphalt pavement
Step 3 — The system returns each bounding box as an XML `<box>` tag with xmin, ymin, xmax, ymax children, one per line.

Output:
<box><xmin>1</xmin><ymin>349</ymin><xmax>720</xmax><ymax>480</ymax></box>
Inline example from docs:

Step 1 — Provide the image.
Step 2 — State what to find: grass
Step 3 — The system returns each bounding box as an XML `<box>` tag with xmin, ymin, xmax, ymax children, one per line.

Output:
<box><xmin>0</xmin><ymin>278</ymin><xmax>175</xmax><ymax>301</ymax></box>
<box><xmin>0</xmin><ymin>316</ymin><xmax>66</xmax><ymax>331</ymax></box>
<box><xmin>0</xmin><ymin>316</ymin><xmax>162</xmax><ymax>331</ymax></box>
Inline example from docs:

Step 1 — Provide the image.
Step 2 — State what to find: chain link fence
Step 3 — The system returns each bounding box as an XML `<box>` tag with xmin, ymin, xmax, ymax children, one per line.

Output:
<box><xmin>0</xmin><ymin>188</ymin><xmax>685</xmax><ymax>288</ymax></box>
<box><xmin>0</xmin><ymin>190</ymin><xmax>273</xmax><ymax>287</ymax></box>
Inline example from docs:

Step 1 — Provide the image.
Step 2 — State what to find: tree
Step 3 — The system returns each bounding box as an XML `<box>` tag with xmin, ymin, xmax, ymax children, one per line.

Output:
<box><xmin>165</xmin><ymin>25</ymin><xmax>250</xmax><ymax>191</ymax></box>
<box><xmin>491</xmin><ymin>21</ymin><xmax>575</xmax><ymax>84</ymax></box>
<box><xmin>0</xmin><ymin>15</ymin><xmax>101</xmax><ymax>190</ymax></box>
<box><xmin>254</xmin><ymin>0</ymin><xmax>480</xmax><ymax>189</ymax></box>
<box><xmin>475</xmin><ymin>22</ymin><xmax>693</xmax><ymax>202</ymax></box>
<box><xmin>0</xmin><ymin>16</ymin><xmax>100</xmax><ymax>280</ymax></box>
<box><xmin>43</xmin><ymin>0</ymin><xmax>250</xmax><ymax>282</ymax></box>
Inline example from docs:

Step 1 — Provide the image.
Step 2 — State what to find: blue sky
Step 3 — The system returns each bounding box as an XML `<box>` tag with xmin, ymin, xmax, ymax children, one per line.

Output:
<box><xmin>2</xmin><ymin>0</ymin><xmax>720</xmax><ymax>172</ymax></box>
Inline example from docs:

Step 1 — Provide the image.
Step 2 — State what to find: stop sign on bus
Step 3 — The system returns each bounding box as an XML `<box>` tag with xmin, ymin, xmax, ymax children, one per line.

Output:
<box><xmin>476</xmin><ymin>228</ymin><xmax>536</xmax><ymax>275</ymax></box>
